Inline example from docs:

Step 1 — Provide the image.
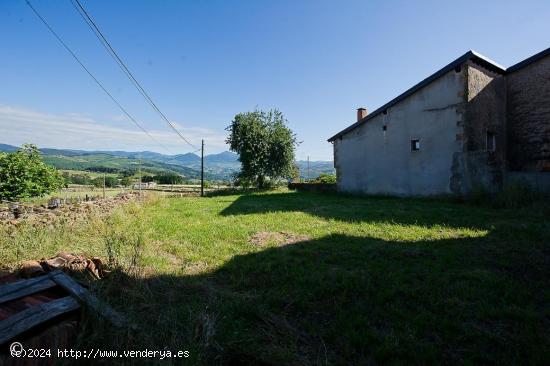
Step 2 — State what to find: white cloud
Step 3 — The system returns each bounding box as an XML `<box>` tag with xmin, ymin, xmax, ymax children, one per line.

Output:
<box><xmin>0</xmin><ymin>105</ymin><xmax>229</xmax><ymax>154</ymax></box>
<box><xmin>108</xmin><ymin>114</ymin><xmax>130</xmax><ymax>122</ymax></box>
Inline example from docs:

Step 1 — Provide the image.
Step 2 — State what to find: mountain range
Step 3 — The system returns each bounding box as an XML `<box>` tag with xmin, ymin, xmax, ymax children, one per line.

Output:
<box><xmin>0</xmin><ymin>143</ymin><xmax>334</xmax><ymax>180</ymax></box>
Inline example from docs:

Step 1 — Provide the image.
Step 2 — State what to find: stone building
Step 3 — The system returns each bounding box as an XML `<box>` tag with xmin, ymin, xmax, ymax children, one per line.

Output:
<box><xmin>328</xmin><ymin>47</ymin><xmax>550</xmax><ymax>196</ymax></box>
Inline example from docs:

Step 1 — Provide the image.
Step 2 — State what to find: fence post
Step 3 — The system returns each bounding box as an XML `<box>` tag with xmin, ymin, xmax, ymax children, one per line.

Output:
<box><xmin>201</xmin><ymin>139</ymin><xmax>205</xmax><ymax>197</ymax></box>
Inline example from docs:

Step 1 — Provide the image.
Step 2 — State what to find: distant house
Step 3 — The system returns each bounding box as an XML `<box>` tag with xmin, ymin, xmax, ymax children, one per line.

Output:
<box><xmin>132</xmin><ymin>182</ymin><xmax>156</xmax><ymax>190</ymax></box>
<box><xmin>328</xmin><ymin>47</ymin><xmax>550</xmax><ymax>196</ymax></box>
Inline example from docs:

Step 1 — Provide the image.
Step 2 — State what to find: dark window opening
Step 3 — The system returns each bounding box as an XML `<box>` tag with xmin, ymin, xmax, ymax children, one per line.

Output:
<box><xmin>454</xmin><ymin>65</ymin><xmax>461</xmax><ymax>73</ymax></box>
<box><xmin>382</xmin><ymin>109</ymin><xmax>388</xmax><ymax>115</ymax></box>
<box><xmin>382</xmin><ymin>125</ymin><xmax>387</xmax><ymax>131</ymax></box>
<box><xmin>411</xmin><ymin>139</ymin><xmax>420</xmax><ymax>151</ymax></box>
<box><xmin>486</xmin><ymin>131</ymin><xmax>496</xmax><ymax>152</ymax></box>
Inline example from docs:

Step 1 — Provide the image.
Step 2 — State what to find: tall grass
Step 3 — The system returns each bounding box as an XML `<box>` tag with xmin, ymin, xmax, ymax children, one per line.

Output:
<box><xmin>0</xmin><ymin>196</ymin><xmax>153</xmax><ymax>270</ymax></box>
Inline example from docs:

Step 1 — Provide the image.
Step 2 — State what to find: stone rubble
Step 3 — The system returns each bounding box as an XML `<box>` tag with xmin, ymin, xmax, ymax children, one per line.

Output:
<box><xmin>0</xmin><ymin>192</ymin><xmax>141</xmax><ymax>227</ymax></box>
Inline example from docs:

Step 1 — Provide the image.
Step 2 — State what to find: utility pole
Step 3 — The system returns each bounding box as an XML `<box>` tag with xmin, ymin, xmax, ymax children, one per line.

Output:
<box><xmin>307</xmin><ymin>156</ymin><xmax>310</xmax><ymax>181</ymax></box>
<box><xmin>138</xmin><ymin>158</ymin><xmax>142</xmax><ymax>197</ymax></box>
<box><xmin>201</xmin><ymin>139</ymin><xmax>204</xmax><ymax>197</ymax></box>
<box><xmin>102</xmin><ymin>173</ymin><xmax>106</xmax><ymax>199</ymax></box>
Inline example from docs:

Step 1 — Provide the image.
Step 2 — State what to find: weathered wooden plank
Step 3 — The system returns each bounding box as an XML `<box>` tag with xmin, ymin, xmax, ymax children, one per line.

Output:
<box><xmin>0</xmin><ymin>296</ymin><xmax>79</xmax><ymax>345</ymax></box>
<box><xmin>0</xmin><ymin>273</ymin><xmax>60</xmax><ymax>305</ymax></box>
<box><xmin>49</xmin><ymin>271</ymin><xmax>130</xmax><ymax>328</ymax></box>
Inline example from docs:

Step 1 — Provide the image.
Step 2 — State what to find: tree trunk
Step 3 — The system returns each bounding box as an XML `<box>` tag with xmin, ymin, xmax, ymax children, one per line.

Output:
<box><xmin>257</xmin><ymin>175</ymin><xmax>265</xmax><ymax>189</ymax></box>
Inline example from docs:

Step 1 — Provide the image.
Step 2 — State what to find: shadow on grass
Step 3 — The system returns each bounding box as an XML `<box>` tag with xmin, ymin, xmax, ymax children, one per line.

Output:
<box><xmin>205</xmin><ymin>187</ymin><xmax>286</xmax><ymax>197</ymax></box>
<box><xmin>219</xmin><ymin>190</ymin><xmax>505</xmax><ymax>230</ymax></box>
<box><xmin>78</xmin><ymin>231</ymin><xmax>549</xmax><ymax>365</ymax></box>
<box><xmin>205</xmin><ymin>188</ymin><xmax>258</xmax><ymax>197</ymax></box>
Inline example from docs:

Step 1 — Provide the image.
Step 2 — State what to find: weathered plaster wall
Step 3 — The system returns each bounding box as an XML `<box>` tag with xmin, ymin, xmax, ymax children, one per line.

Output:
<box><xmin>450</xmin><ymin>62</ymin><xmax>507</xmax><ymax>194</ymax></box>
<box><xmin>333</xmin><ymin>68</ymin><xmax>464</xmax><ymax>196</ymax></box>
<box><xmin>333</xmin><ymin>138</ymin><xmax>342</xmax><ymax>187</ymax></box>
<box><xmin>507</xmin><ymin>55</ymin><xmax>550</xmax><ymax>171</ymax></box>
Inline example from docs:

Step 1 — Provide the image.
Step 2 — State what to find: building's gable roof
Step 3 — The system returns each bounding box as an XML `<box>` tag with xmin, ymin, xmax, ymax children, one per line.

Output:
<box><xmin>327</xmin><ymin>50</ymin><xmax>506</xmax><ymax>142</ymax></box>
<box><xmin>507</xmin><ymin>46</ymin><xmax>550</xmax><ymax>73</ymax></box>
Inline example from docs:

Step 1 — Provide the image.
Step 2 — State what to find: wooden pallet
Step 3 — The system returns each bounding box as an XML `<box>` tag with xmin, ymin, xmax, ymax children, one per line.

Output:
<box><xmin>0</xmin><ymin>270</ymin><xmax>130</xmax><ymax>345</ymax></box>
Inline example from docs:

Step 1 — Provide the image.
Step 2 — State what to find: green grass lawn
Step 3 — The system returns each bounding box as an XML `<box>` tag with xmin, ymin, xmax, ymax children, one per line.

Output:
<box><xmin>1</xmin><ymin>191</ymin><xmax>549</xmax><ymax>365</ymax></box>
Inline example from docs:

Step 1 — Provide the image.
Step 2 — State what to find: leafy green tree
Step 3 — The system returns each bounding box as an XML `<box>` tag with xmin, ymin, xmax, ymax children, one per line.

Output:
<box><xmin>0</xmin><ymin>144</ymin><xmax>65</xmax><ymax>200</ymax></box>
<box><xmin>120</xmin><ymin>176</ymin><xmax>132</xmax><ymax>187</ymax></box>
<box><xmin>62</xmin><ymin>172</ymin><xmax>94</xmax><ymax>185</ymax></box>
<box><xmin>154</xmin><ymin>173</ymin><xmax>184</xmax><ymax>184</ymax></box>
<box><xmin>226</xmin><ymin>109</ymin><xmax>297</xmax><ymax>188</ymax></box>
<box><xmin>105</xmin><ymin>176</ymin><xmax>118</xmax><ymax>187</ymax></box>
<box><xmin>119</xmin><ymin>169</ymin><xmax>136</xmax><ymax>177</ymax></box>
<box><xmin>290</xmin><ymin>163</ymin><xmax>300</xmax><ymax>182</ymax></box>
<box><xmin>93</xmin><ymin>176</ymin><xmax>118</xmax><ymax>188</ymax></box>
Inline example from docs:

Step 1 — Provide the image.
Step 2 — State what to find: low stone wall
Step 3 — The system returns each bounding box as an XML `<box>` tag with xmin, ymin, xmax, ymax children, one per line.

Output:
<box><xmin>0</xmin><ymin>192</ymin><xmax>140</xmax><ymax>227</ymax></box>
<box><xmin>288</xmin><ymin>183</ymin><xmax>336</xmax><ymax>193</ymax></box>
<box><xmin>506</xmin><ymin>55</ymin><xmax>550</xmax><ymax>171</ymax></box>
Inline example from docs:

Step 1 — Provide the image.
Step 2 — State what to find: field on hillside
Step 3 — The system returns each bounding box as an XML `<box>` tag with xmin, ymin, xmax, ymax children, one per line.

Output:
<box><xmin>59</xmin><ymin>169</ymin><xmax>119</xmax><ymax>178</ymax></box>
<box><xmin>1</xmin><ymin>191</ymin><xmax>549</xmax><ymax>364</ymax></box>
<box><xmin>42</xmin><ymin>154</ymin><xmax>207</xmax><ymax>179</ymax></box>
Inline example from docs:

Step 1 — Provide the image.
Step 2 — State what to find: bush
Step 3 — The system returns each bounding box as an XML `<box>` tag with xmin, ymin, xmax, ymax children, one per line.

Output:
<box><xmin>315</xmin><ymin>173</ymin><xmax>336</xmax><ymax>184</ymax></box>
<box><xmin>0</xmin><ymin>144</ymin><xmax>65</xmax><ymax>200</ymax></box>
<box><xmin>120</xmin><ymin>177</ymin><xmax>132</xmax><ymax>187</ymax></box>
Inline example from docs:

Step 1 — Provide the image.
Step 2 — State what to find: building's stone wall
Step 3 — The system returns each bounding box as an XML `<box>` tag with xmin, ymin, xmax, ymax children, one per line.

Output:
<box><xmin>507</xmin><ymin>55</ymin><xmax>550</xmax><ymax>171</ymax></box>
<box><xmin>450</xmin><ymin>62</ymin><xmax>507</xmax><ymax>194</ymax></box>
<box><xmin>450</xmin><ymin>151</ymin><xmax>504</xmax><ymax>194</ymax></box>
<box><xmin>463</xmin><ymin>62</ymin><xmax>507</xmax><ymax>157</ymax></box>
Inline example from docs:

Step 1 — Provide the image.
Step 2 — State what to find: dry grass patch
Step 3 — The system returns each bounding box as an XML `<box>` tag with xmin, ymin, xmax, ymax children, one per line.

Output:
<box><xmin>249</xmin><ymin>231</ymin><xmax>310</xmax><ymax>247</ymax></box>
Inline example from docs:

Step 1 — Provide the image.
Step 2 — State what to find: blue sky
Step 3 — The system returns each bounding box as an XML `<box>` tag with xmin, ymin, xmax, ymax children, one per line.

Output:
<box><xmin>1</xmin><ymin>0</ymin><xmax>549</xmax><ymax>160</ymax></box>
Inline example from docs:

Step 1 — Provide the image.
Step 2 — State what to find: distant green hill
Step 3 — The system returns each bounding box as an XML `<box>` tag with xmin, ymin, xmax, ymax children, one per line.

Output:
<box><xmin>1</xmin><ymin>143</ymin><xmax>334</xmax><ymax>180</ymax></box>
<box><xmin>41</xmin><ymin>154</ymin><xmax>213</xmax><ymax>180</ymax></box>
<box><xmin>295</xmin><ymin>160</ymin><xmax>335</xmax><ymax>179</ymax></box>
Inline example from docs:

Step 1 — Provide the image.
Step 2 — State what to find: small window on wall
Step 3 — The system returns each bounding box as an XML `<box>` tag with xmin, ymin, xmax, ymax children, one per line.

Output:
<box><xmin>411</xmin><ymin>139</ymin><xmax>420</xmax><ymax>151</ymax></box>
<box><xmin>486</xmin><ymin>131</ymin><xmax>496</xmax><ymax>152</ymax></box>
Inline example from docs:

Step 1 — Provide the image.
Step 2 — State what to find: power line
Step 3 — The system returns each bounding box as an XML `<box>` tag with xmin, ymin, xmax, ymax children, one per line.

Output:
<box><xmin>24</xmin><ymin>0</ymin><xmax>174</xmax><ymax>155</ymax></box>
<box><xmin>70</xmin><ymin>0</ymin><xmax>199</xmax><ymax>151</ymax></box>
